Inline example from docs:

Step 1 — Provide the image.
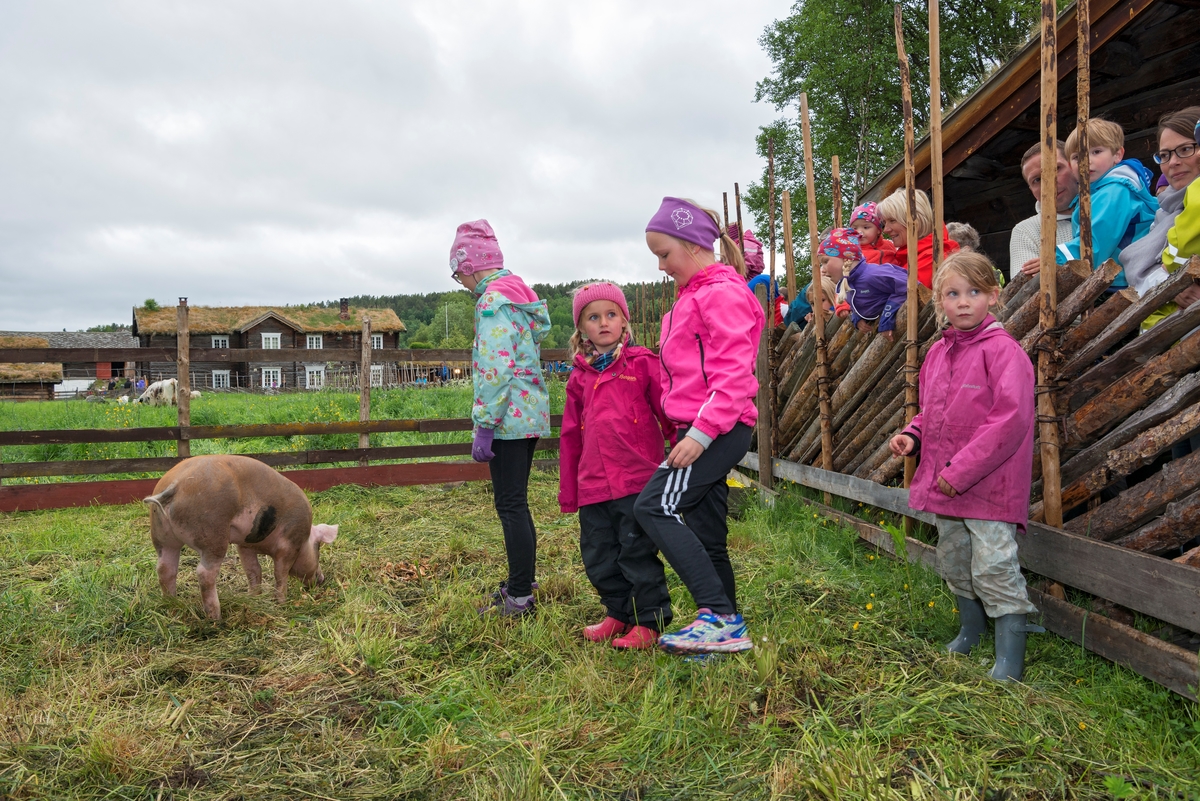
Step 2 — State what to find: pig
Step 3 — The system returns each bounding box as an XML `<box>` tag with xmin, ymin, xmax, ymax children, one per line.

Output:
<box><xmin>144</xmin><ymin>454</ymin><xmax>338</xmax><ymax>620</ymax></box>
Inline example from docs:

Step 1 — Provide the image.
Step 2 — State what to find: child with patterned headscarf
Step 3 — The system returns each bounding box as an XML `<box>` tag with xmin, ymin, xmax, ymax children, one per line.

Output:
<box><xmin>819</xmin><ymin>228</ymin><xmax>910</xmax><ymax>342</ymax></box>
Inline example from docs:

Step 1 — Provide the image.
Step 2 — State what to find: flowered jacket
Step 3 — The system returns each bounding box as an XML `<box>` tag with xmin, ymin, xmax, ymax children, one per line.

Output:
<box><xmin>471</xmin><ymin>270</ymin><xmax>552</xmax><ymax>439</ymax></box>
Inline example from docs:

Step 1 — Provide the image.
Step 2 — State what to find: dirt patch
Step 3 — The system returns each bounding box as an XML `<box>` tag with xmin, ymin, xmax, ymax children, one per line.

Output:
<box><xmin>156</xmin><ymin>760</ymin><xmax>211</xmax><ymax>790</ymax></box>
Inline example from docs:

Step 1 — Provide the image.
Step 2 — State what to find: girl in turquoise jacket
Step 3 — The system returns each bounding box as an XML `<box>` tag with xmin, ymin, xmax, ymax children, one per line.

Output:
<box><xmin>450</xmin><ymin>219</ymin><xmax>551</xmax><ymax>618</ymax></box>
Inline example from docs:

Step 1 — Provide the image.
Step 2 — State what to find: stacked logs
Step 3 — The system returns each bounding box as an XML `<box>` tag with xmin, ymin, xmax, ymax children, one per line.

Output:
<box><xmin>772</xmin><ymin>256</ymin><xmax>1200</xmax><ymax>565</ymax></box>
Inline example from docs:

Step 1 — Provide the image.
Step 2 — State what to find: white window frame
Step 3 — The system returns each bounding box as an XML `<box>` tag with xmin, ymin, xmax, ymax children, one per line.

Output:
<box><xmin>307</xmin><ymin>334</ymin><xmax>323</xmax><ymax>349</ymax></box>
<box><xmin>370</xmin><ymin>365</ymin><xmax>383</xmax><ymax>387</ymax></box>
<box><xmin>212</xmin><ymin>370</ymin><xmax>230</xmax><ymax>389</ymax></box>
<box><xmin>261</xmin><ymin>333</ymin><xmax>281</xmax><ymax>350</ymax></box>
<box><xmin>261</xmin><ymin>368</ymin><xmax>281</xmax><ymax>388</ymax></box>
<box><xmin>211</xmin><ymin>335</ymin><xmax>229</xmax><ymax>349</ymax></box>
<box><xmin>371</xmin><ymin>334</ymin><xmax>383</xmax><ymax>350</ymax></box>
<box><xmin>305</xmin><ymin>365</ymin><xmax>325</xmax><ymax>390</ymax></box>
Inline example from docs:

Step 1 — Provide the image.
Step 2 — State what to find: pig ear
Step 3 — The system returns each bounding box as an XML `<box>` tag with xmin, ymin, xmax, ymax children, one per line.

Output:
<box><xmin>312</xmin><ymin>524</ymin><xmax>338</xmax><ymax>544</ymax></box>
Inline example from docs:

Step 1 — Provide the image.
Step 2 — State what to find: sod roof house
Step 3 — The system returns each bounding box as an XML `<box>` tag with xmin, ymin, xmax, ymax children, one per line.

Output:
<box><xmin>0</xmin><ymin>330</ymin><xmax>139</xmax><ymax>383</ymax></box>
<box><xmin>131</xmin><ymin>299</ymin><xmax>406</xmax><ymax>390</ymax></box>
<box><xmin>0</xmin><ymin>336</ymin><xmax>63</xmax><ymax>399</ymax></box>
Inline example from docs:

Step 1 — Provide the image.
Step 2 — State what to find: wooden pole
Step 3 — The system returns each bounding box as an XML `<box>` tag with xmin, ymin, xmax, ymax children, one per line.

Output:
<box><xmin>734</xmin><ymin>183</ymin><xmax>746</xmax><ymax>254</ymax></box>
<box><xmin>176</xmin><ymin>298</ymin><xmax>190</xmax><ymax>459</ymax></box>
<box><xmin>359</xmin><ymin>315</ymin><xmax>371</xmax><ymax>464</ymax></box>
<box><xmin>769</xmin><ymin>139</ymin><xmax>777</xmax><ymax>289</ymax></box>
<box><xmin>800</xmin><ymin>92</ymin><xmax>834</xmax><ymax>496</ymax></box>
<box><xmin>1077</xmin><ymin>0</ymin><xmax>1093</xmax><ymax>266</ymax></box>
<box><xmin>1039</xmin><ymin>0</ymin><xmax>1064</xmax><ymax>527</ymax></box>
<box><xmin>722</xmin><ymin>192</ymin><xmax>730</xmax><ymax>235</ymax></box>
<box><xmin>929</xmin><ymin>0</ymin><xmax>945</xmax><ymax>268</ymax></box>
<box><xmin>755</xmin><ymin>284</ymin><xmax>774</xmax><ymax>492</ymax></box>
<box><xmin>895</xmin><ymin>6</ymin><xmax>920</xmax><ymax>492</ymax></box>
<box><xmin>782</xmin><ymin>191</ymin><xmax>797</xmax><ymax>302</ymax></box>
<box><xmin>831</xmin><ymin>155</ymin><xmax>843</xmax><ymax>229</ymax></box>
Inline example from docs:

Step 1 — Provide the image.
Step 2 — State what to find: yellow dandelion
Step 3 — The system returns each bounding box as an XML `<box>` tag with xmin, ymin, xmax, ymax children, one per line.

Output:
<box><xmin>852</xmin><ymin>621</ymin><xmax>860</xmax><ymax>630</ymax></box>
<box><xmin>879</xmin><ymin>520</ymin><xmax>885</xmax><ymax>526</ymax></box>
<box><xmin>904</xmin><ymin>584</ymin><xmax>909</xmax><ymax>590</ymax></box>
<box><xmin>868</xmin><ymin>555</ymin><xmax>875</xmax><ymax>561</ymax></box>
<box><xmin>928</xmin><ymin>601</ymin><xmax>935</xmax><ymax>607</ymax></box>
<box><xmin>869</xmin><ymin>593</ymin><xmax>875</xmax><ymax>598</ymax></box>
<box><xmin>866</xmin><ymin>603</ymin><xmax>873</xmax><ymax>610</ymax></box>
<box><xmin>813</xmin><ymin>513</ymin><xmax>818</xmax><ymax>518</ymax></box>
<box><xmin>1078</xmin><ymin>722</ymin><xmax>1087</xmax><ymax>730</ymax></box>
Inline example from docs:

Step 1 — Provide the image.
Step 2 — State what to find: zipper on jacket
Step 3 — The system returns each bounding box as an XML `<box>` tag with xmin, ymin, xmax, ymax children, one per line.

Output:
<box><xmin>695</xmin><ymin>334</ymin><xmax>709</xmax><ymax>387</ymax></box>
<box><xmin>661</xmin><ymin>306</ymin><xmax>676</xmax><ymax>395</ymax></box>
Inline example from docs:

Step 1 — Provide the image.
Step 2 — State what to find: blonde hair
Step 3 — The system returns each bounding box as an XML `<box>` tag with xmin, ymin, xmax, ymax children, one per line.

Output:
<box><xmin>933</xmin><ymin>252</ymin><xmax>1000</xmax><ymax>324</ymax></box>
<box><xmin>680</xmin><ymin>198</ymin><xmax>747</xmax><ymax>276</ymax></box>
<box><xmin>567</xmin><ymin>285</ymin><xmax>630</xmax><ymax>359</ymax></box>
<box><xmin>806</xmin><ymin>276</ymin><xmax>838</xmax><ymax>308</ymax></box>
<box><xmin>877</xmin><ymin>188</ymin><xmax>934</xmax><ymax>239</ymax></box>
<box><xmin>1064</xmin><ymin>118</ymin><xmax>1125</xmax><ymax>160</ymax></box>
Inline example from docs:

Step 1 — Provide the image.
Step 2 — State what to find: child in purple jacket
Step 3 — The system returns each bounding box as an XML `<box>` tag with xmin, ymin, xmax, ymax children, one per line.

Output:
<box><xmin>559</xmin><ymin>282</ymin><xmax>676</xmax><ymax>649</ymax></box>
<box><xmin>888</xmin><ymin>251</ymin><xmax>1040</xmax><ymax>682</ymax></box>
<box><xmin>817</xmin><ymin>228</ymin><xmax>908</xmax><ymax>341</ymax></box>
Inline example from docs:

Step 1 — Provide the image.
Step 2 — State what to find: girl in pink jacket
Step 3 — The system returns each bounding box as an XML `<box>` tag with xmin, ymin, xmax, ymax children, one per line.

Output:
<box><xmin>888</xmin><ymin>251</ymin><xmax>1040</xmax><ymax>682</ymax></box>
<box><xmin>635</xmin><ymin>197</ymin><xmax>765</xmax><ymax>657</ymax></box>
<box><xmin>559</xmin><ymin>282</ymin><xmax>676</xmax><ymax>649</ymax></box>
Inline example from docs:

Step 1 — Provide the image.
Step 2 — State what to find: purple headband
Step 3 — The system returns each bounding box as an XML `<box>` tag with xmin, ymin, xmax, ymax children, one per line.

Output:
<box><xmin>646</xmin><ymin>197</ymin><xmax>721</xmax><ymax>250</ymax></box>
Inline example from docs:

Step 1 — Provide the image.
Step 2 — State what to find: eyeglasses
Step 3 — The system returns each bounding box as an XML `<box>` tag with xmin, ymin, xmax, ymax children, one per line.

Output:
<box><xmin>1153</xmin><ymin>142</ymin><xmax>1197</xmax><ymax>164</ymax></box>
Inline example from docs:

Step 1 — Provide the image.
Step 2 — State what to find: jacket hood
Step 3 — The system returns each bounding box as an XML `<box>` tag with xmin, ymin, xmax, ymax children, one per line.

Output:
<box><xmin>1097</xmin><ymin>161</ymin><xmax>1157</xmax><ymax>198</ymax></box>
<box><xmin>941</xmin><ymin>314</ymin><xmax>1005</xmax><ymax>345</ymax></box>
<box><xmin>571</xmin><ymin>339</ymin><xmax>649</xmax><ymax>373</ymax></box>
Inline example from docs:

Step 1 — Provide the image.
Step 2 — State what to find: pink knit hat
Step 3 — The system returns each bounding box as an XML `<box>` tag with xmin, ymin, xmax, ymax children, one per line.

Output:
<box><xmin>820</xmin><ymin>228</ymin><xmax>863</xmax><ymax>262</ymax></box>
<box><xmin>572</xmin><ymin>282</ymin><xmax>630</xmax><ymax>326</ymax></box>
<box><xmin>449</xmin><ymin>219</ymin><xmax>504</xmax><ymax>276</ymax></box>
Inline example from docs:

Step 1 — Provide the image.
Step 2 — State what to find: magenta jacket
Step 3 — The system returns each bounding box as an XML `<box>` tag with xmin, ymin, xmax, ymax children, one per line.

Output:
<box><xmin>558</xmin><ymin>344</ymin><xmax>675</xmax><ymax>514</ymax></box>
<box><xmin>901</xmin><ymin>316</ymin><xmax>1035</xmax><ymax>528</ymax></box>
<box><xmin>659</xmin><ymin>262</ymin><xmax>765</xmax><ymax>445</ymax></box>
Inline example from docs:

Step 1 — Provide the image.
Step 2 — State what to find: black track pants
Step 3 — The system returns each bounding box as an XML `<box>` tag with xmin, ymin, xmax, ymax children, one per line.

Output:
<box><xmin>579</xmin><ymin>494</ymin><xmax>672</xmax><ymax>630</ymax></box>
<box><xmin>633</xmin><ymin>423</ymin><xmax>752</xmax><ymax>616</ymax></box>
<box><xmin>489</xmin><ymin>437</ymin><xmax>538</xmax><ymax>597</ymax></box>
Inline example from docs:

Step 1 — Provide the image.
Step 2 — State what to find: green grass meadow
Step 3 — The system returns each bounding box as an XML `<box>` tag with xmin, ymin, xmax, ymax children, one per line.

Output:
<box><xmin>1</xmin><ymin>470</ymin><xmax>1198</xmax><ymax>799</ymax></box>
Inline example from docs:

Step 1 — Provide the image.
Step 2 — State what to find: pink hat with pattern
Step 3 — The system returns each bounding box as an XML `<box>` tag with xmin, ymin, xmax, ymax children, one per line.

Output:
<box><xmin>820</xmin><ymin>228</ymin><xmax>863</xmax><ymax>262</ymax></box>
<box><xmin>450</xmin><ymin>219</ymin><xmax>504</xmax><ymax>276</ymax></box>
<box><xmin>572</xmin><ymin>282</ymin><xmax>630</xmax><ymax>326</ymax></box>
<box><xmin>850</xmin><ymin>202</ymin><xmax>883</xmax><ymax>229</ymax></box>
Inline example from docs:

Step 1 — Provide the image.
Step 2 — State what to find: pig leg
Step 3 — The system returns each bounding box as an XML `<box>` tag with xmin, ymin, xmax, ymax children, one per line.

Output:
<box><xmin>272</xmin><ymin>554</ymin><xmax>293</xmax><ymax>603</ymax></box>
<box><xmin>238</xmin><ymin>546</ymin><xmax>263</xmax><ymax>594</ymax></box>
<box><xmin>196</xmin><ymin>549</ymin><xmax>225</xmax><ymax>620</ymax></box>
<box><xmin>152</xmin><ymin>534</ymin><xmax>182</xmax><ymax>597</ymax></box>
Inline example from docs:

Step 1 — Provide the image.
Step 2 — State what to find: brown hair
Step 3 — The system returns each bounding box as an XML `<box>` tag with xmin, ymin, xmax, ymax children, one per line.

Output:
<box><xmin>1158</xmin><ymin>107</ymin><xmax>1200</xmax><ymax>144</ymax></box>
<box><xmin>1020</xmin><ymin>140</ymin><xmax>1067</xmax><ymax>168</ymax></box>
<box><xmin>680</xmin><ymin>198</ymin><xmax>747</xmax><ymax>276</ymax></box>
<box><xmin>933</xmin><ymin>252</ymin><xmax>1001</xmax><ymax>322</ymax></box>
<box><xmin>567</xmin><ymin>285</ymin><xmax>630</xmax><ymax>359</ymax></box>
<box><xmin>878</xmin><ymin>188</ymin><xmax>933</xmax><ymax>239</ymax></box>
<box><xmin>1064</xmin><ymin>119</ymin><xmax>1125</xmax><ymax>160</ymax></box>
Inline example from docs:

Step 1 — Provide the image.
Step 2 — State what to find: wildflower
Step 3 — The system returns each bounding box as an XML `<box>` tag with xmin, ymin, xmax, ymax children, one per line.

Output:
<box><xmin>852</xmin><ymin>622</ymin><xmax>860</xmax><ymax>631</ymax></box>
<box><xmin>865</xmin><ymin>603</ymin><xmax>873</xmax><ymax>610</ymax></box>
<box><xmin>813</xmin><ymin>513</ymin><xmax>818</xmax><ymax>518</ymax></box>
<box><xmin>1078</xmin><ymin>722</ymin><xmax>1087</xmax><ymax>730</ymax></box>
<box><xmin>868</xmin><ymin>555</ymin><xmax>875</xmax><ymax>561</ymax></box>
<box><xmin>869</xmin><ymin>593</ymin><xmax>875</xmax><ymax>598</ymax></box>
<box><xmin>928</xmin><ymin>601</ymin><xmax>935</xmax><ymax>608</ymax></box>
<box><xmin>903</xmin><ymin>584</ymin><xmax>909</xmax><ymax>590</ymax></box>
<box><xmin>879</xmin><ymin>520</ymin><xmax>885</xmax><ymax>526</ymax></box>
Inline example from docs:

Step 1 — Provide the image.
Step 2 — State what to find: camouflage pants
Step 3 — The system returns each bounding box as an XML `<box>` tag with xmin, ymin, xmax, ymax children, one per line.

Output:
<box><xmin>936</xmin><ymin>515</ymin><xmax>1037</xmax><ymax>618</ymax></box>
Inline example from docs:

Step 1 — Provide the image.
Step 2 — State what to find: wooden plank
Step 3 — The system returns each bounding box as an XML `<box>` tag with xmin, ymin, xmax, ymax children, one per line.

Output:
<box><xmin>755</xmin><ymin>286</ymin><xmax>774</xmax><ymax>490</ymax></box>
<box><xmin>0</xmin><ymin>415</ymin><xmax>565</xmax><ymax>446</ymax></box>
<box><xmin>784</xmin><ymin>477</ymin><xmax>1199</xmax><ymax>700</ymax></box>
<box><xmin>0</xmin><ymin>438</ymin><xmax>563</xmax><ymax>479</ymax></box>
<box><xmin>176</xmin><ymin>300</ymin><xmax>191</xmax><ymax>458</ymax></box>
<box><xmin>742</xmin><ymin>457</ymin><xmax>1200</xmax><ymax>634</ymax></box>
<box><xmin>359</xmin><ymin>316</ymin><xmax>372</xmax><ymax>456</ymax></box>
<box><xmin>0</xmin><ymin>347</ymin><xmax>575</xmax><ymax>364</ymax></box>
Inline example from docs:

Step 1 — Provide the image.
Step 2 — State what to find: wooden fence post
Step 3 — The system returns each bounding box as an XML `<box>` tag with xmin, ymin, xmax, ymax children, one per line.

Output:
<box><xmin>1039</xmin><ymin>0</ymin><xmax>1064</xmax><ymax>527</ymax></box>
<box><xmin>722</xmin><ymin>192</ymin><xmax>730</xmax><ymax>233</ymax></box>
<box><xmin>832</xmin><ymin>155</ymin><xmax>842</xmax><ymax>229</ymax></box>
<box><xmin>768</xmin><ymin>138</ymin><xmax>777</xmax><ymax>288</ymax></box>
<box><xmin>1077</xmin><ymin>0</ymin><xmax>1093</xmax><ymax>266</ymax></box>
<box><xmin>800</xmin><ymin>92</ymin><xmax>834</xmax><ymax>498</ymax></box>
<box><xmin>782</xmin><ymin>191</ymin><xmax>797</xmax><ymax>302</ymax></box>
<box><xmin>895</xmin><ymin>7</ymin><xmax>920</xmax><ymax>494</ymax></box>
<box><xmin>734</xmin><ymin>182</ymin><xmax>746</xmax><ymax>254</ymax></box>
<box><xmin>929</xmin><ymin>0</ymin><xmax>945</xmax><ymax>268</ymax></box>
<box><xmin>756</xmin><ymin>284</ymin><xmax>774</xmax><ymax>492</ymax></box>
<box><xmin>360</xmin><ymin>315</ymin><xmax>371</xmax><ymax>464</ymax></box>
<box><xmin>176</xmin><ymin>298</ymin><xmax>190</xmax><ymax>459</ymax></box>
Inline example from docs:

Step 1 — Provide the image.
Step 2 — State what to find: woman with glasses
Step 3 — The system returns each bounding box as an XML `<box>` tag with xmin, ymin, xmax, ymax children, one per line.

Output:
<box><xmin>1121</xmin><ymin>107</ymin><xmax>1200</xmax><ymax>312</ymax></box>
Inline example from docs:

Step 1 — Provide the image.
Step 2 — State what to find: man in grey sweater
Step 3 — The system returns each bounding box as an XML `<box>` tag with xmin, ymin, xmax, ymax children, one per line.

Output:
<box><xmin>1009</xmin><ymin>141</ymin><xmax>1079</xmax><ymax>279</ymax></box>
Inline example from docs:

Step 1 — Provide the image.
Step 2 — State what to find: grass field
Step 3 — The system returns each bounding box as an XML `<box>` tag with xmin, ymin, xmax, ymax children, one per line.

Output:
<box><xmin>1</xmin><ymin>472</ymin><xmax>1197</xmax><ymax>800</ymax></box>
<box><xmin>0</xmin><ymin>385</ymin><xmax>565</xmax><ymax>483</ymax></box>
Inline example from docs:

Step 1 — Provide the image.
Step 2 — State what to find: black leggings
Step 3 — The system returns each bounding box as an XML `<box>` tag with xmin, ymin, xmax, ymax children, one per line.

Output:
<box><xmin>489</xmin><ymin>437</ymin><xmax>538</xmax><ymax>596</ymax></box>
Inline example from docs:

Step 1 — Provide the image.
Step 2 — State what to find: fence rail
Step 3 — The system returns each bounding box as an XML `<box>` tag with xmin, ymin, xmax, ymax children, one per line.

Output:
<box><xmin>0</xmin><ymin>347</ymin><xmax>571</xmax><ymax>364</ymax></box>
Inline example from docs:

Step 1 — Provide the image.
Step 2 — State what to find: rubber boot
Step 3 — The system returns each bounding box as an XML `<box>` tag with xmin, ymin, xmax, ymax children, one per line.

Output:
<box><xmin>946</xmin><ymin>595</ymin><xmax>987</xmax><ymax>655</ymax></box>
<box><xmin>989</xmin><ymin>614</ymin><xmax>1030</xmax><ymax>682</ymax></box>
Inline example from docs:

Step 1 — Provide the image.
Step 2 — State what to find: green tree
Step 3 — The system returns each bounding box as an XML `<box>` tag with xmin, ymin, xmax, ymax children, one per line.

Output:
<box><xmin>745</xmin><ymin>0</ymin><xmax>1039</xmax><ymax>271</ymax></box>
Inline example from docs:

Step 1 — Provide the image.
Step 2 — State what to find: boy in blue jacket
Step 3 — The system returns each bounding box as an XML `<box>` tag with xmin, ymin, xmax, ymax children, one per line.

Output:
<box><xmin>1056</xmin><ymin>118</ymin><xmax>1158</xmax><ymax>289</ymax></box>
<box><xmin>818</xmin><ymin>228</ymin><xmax>909</xmax><ymax>342</ymax></box>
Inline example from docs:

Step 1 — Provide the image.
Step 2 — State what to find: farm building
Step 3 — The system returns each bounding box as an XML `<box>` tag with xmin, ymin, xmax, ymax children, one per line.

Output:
<box><xmin>860</xmin><ymin>0</ymin><xmax>1200</xmax><ymax>276</ymax></box>
<box><xmin>131</xmin><ymin>299</ymin><xmax>407</xmax><ymax>390</ymax></box>
<box><xmin>0</xmin><ymin>330</ymin><xmax>138</xmax><ymax>383</ymax></box>
<box><xmin>0</xmin><ymin>336</ymin><xmax>63</xmax><ymax>400</ymax></box>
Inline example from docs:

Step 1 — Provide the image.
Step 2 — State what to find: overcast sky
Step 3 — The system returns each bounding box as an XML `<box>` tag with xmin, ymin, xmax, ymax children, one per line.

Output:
<box><xmin>1</xmin><ymin>1</ymin><xmax>785</xmax><ymax>331</ymax></box>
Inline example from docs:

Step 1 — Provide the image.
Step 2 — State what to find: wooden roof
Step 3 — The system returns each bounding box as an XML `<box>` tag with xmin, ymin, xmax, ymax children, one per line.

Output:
<box><xmin>0</xmin><ymin>336</ymin><xmax>63</xmax><ymax>382</ymax></box>
<box><xmin>133</xmin><ymin>305</ymin><xmax>406</xmax><ymax>336</ymax></box>
<box><xmin>859</xmin><ymin>0</ymin><xmax>1200</xmax><ymax>273</ymax></box>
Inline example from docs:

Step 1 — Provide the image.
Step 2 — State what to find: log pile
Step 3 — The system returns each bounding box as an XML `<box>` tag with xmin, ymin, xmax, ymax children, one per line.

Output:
<box><xmin>772</xmin><ymin>256</ymin><xmax>1200</xmax><ymax>564</ymax></box>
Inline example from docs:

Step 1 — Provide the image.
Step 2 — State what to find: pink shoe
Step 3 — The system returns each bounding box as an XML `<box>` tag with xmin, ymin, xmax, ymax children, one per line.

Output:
<box><xmin>612</xmin><ymin>625</ymin><xmax>660</xmax><ymax>650</ymax></box>
<box><xmin>583</xmin><ymin>616</ymin><xmax>630</xmax><ymax>642</ymax></box>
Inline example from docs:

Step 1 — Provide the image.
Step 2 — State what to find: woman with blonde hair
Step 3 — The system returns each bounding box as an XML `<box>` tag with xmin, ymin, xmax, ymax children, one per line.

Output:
<box><xmin>877</xmin><ymin>188</ymin><xmax>960</xmax><ymax>289</ymax></box>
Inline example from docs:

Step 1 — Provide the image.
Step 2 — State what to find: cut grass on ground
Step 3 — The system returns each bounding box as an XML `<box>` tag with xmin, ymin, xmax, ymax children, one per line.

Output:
<box><xmin>1</xmin><ymin>473</ymin><xmax>1198</xmax><ymax>799</ymax></box>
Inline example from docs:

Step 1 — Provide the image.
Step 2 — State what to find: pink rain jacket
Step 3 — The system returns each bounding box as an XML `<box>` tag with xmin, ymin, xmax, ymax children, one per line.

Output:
<box><xmin>659</xmin><ymin>263</ymin><xmax>765</xmax><ymax>443</ymax></box>
<box><xmin>558</xmin><ymin>345</ymin><xmax>675</xmax><ymax>514</ymax></box>
<box><xmin>901</xmin><ymin>315</ymin><xmax>1035</xmax><ymax>527</ymax></box>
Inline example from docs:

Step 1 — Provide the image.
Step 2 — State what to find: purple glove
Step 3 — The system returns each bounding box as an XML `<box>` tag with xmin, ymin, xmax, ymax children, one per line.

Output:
<box><xmin>472</xmin><ymin>427</ymin><xmax>495</xmax><ymax>462</ymax></box>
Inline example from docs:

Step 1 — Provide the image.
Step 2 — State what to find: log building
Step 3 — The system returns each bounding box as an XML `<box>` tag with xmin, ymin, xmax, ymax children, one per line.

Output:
<box><xmin>0</xmin><ymin>336</ymin><xmax>62</xmax><ymax>400</ymax></box>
